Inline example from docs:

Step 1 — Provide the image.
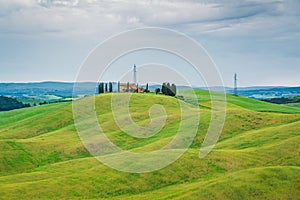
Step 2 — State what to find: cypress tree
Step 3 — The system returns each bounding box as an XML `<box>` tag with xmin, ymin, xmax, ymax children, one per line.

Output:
<box><xmin>166</xmin><ymin>82</ymin><xmax>171</xmax><ymax>96</ymax></box>
<box><xmin>109</xmin><ymin>82</ymin><xmax>113</xmax><ymax>92</ymax></box>
<box><xmin>170</xmin><ymin>83</ymin><xmax>176</xmax><ymax>96</ymax></box>
<box><xmin>162</xmin><ymin>82</ymin><xmax>166</xmax><ymax>95</ymax></box>
<box><xmin>98</xmin><ymin>82</ymin><xmax>104</xmax><ymax>94</ymax></box>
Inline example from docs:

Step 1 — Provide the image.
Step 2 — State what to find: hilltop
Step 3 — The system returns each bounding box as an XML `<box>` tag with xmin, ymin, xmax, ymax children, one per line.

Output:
<box><xmin>0</xmin><ymin>90</ymin><xmax>299</xmax><ymax>199</ymax></box>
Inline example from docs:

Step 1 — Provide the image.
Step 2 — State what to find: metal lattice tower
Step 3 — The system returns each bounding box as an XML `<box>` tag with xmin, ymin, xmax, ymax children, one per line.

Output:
<box><xmin>133</xmin><ymin>64</ymin><xmax>137</xmax><ymax>85</ymax></box>
<box><xmin>234</xmin><ymin>73</ymin><xmax>238</xmax><ymax>96</ymax></box>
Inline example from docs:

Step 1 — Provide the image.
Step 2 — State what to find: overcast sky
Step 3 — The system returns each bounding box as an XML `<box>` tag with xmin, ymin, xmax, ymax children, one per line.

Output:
<box><xmin>0</xmin><ymin>0</ymin><xmax>299</xmax><ymax>86</ymax></box>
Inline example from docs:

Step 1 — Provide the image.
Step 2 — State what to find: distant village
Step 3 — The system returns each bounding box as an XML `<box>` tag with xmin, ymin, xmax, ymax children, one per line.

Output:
<box><xmin>97</xmin><ymin>64</ymin><xmax>177</xmax><ymax>97</ymax></box>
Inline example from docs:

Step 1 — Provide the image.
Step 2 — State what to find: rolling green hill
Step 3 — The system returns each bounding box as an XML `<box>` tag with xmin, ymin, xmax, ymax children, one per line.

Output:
<box><xmin>0</xmin><ymin>90</ymin><xmax>299</xmax><ymax>199</ymax></box>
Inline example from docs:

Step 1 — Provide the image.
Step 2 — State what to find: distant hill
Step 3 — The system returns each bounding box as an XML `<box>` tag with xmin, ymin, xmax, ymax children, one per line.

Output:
<box><xmin>0</xmin><ymin>82</ymin><xmax>299</xmax><ymax>100</ymax></box>
<box><xmin>0</xmin><ymin>82</ymin><xmax>97</xmax><ymax>98</ymax></box>
<box><xmin>226</xmin><ymin>86</ymin><xmax>300</xmax><ymax>99</ymax></box>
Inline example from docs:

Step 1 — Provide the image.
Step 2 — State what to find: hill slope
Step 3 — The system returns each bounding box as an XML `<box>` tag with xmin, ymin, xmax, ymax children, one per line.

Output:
<box><xmin>0</xmin><ymin>91</ymin><xmax>299</xmax><ymax>199</ymax></box>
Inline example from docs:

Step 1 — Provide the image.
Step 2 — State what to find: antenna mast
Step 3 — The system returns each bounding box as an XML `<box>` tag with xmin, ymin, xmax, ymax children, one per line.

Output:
<box><xmin>234</xmin><ymin>73</ymin><xmax>238</xmax><ymax>96</ymax></box>
<box><xmin>133</xmin><ymin>64</ymin><xmax>137</xmax><ymax>85</ymax></box>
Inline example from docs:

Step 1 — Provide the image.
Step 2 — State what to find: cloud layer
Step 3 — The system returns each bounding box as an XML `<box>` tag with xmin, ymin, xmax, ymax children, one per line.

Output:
<box><xmin>0</xmin><ymin>0</ymin><xmax>299</xmax><ymax>85</ymax></box>
<box><xmin>1</xmin><ymin>0</ymin><xmax>299</xmax><ymax>38</ymax></box>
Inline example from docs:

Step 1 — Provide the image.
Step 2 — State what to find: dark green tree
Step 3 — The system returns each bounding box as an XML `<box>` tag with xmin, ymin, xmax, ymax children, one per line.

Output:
<box><xmin>170</xmin><ymin>83</ymin><xmax>176</xmax><ymax>96</ymax></box>
<box><xmin>109</xmin><ymin>82</ymin><xmax>113</xmax><ymax>92</ymax></box>
<box><xmin>166</xmin><ymin>82</ymin><xmax>171</xmax><ymax>96</ymax></box>
<box><xmin>155</xmin><ymin>88</ymin><xmax>160</xmax><ymax>94</ymax></box>
<box><xmin>162</xmin><ymin>82</ymin><xmax>167</xmax><ymax>95</ymax></box>
<box><xmin>145</xmin><ymin>83</ymin><xmax>149</xmax><ymax>93</ymax></box>
<box><xmin>98</xmin><ymin>82</ymin><xmax>104</xmax><ymax>94</ymax></box>
<box><xmin>0</xmin><ymin>96</ymin><xmax>31</xmax><ymax>111</ymax></box>
<box><xmin>105</xmin><ymin>83</ymin><xmax>108</xmax><ymax>92</ymax></box>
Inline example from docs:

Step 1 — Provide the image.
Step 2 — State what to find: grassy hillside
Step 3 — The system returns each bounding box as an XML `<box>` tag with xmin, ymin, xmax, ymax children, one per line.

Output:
<box><xmin>179</xmin><ymin>89</ymin><xmax>300</xmax><ymax>114</ymax></box>
<box><xmin>117</xmin><ymin>166</ymin><xmax>300</xmax><ymax>200</ymax></box>
<box><xmin>0</xmin><ymin>90</ymin><xmax>299</xmax><ymax>199</ymax></box>
<box><xmin>288</xmin><ymin>103</ymin><xmax>300</xmax><ymax>108</ymax></box>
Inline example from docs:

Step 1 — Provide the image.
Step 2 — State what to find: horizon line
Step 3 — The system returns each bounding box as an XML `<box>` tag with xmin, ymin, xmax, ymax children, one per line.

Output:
<box><xmin>0</xmin><ymin>81</ymin><xmax>299</xmax><ymax>88</ymax></box>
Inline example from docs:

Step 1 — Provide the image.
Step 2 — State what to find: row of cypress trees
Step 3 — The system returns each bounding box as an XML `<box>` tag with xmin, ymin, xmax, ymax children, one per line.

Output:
<box><xmin>98</xmin><ymin>82</ymin><xmax>113</xmax><ymax>94</ymax></box>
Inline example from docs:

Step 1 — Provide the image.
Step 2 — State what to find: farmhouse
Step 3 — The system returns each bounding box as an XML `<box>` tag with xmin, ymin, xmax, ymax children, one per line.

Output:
<box><xmin>97</xmin><ymin>64</ymin><xmax>175</xmax><ymax>96</ymax></box>
<box><xmin>98</xmin><ymin>64</ymin><xmax>145</xmax><ymax>94</ymax></box>
<box><xmin>118</xmin><ymin>82</ymin><xmax>137</xmax><ymax>93</ymax></box>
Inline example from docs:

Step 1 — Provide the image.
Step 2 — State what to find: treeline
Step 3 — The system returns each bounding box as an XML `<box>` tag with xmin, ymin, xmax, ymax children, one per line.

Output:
<box><xmin>263</xmin><ymin>96</ymin><xmax>300</xmax><ymax>104</ymax></box>
<box><xmin>0</xmin><ymin>96</ymin><xmax>30</xmax><ymax>111</ymax></box>
<box><xmin>36</xmin><ymin>99</ymin><xmax>72</xmax><ymax>106</ymax></box>
<box><xmin>0</xmin><ymin>96</ymin><xmax>73</xmax><ymax>112</ymax></box>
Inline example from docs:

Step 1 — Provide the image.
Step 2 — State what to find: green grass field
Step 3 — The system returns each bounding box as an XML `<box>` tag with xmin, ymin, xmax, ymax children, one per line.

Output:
<box><xmin>0</xmin><ymin>90</ymin><xmax>299</xmax><ymax>199</ymax></box>
<box><xmin>287</xmin><ymin>103</ymin><xmax>300</xmax><ymax>108</ymax></box>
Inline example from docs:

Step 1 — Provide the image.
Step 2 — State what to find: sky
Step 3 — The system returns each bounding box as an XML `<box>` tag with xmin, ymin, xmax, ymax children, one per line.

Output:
<box><xmin>0</xmin><ymin>0</ymin><xmax>299</xmax><ymax>87</ymax></box>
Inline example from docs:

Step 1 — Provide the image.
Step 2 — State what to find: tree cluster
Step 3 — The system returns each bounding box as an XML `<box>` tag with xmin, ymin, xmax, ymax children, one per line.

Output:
<box><xmin>161</xmin><ymin>82</ymin><xmax>176</xmax><ymax>96</ymax></box>
<box><xmin>0</xmin><ymin>96</ymin><xmax>30</xmax><ymax>111</ymax></box>
<box><xmin>263</xmin><ymin>96</ymin><xmax>300</xmax><ymax>104</ymax></box>
<box><xmin>39</xmin><ymin>101</ymin><xmax>48</xmax><ymax>105</ymax></box>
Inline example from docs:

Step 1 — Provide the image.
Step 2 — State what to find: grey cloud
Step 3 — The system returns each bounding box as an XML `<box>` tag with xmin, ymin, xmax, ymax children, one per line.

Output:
<box><xmin>38</xmin><ymin>0</ymin><xmax>79</xmax><ymax>7</ymax></box>
<box><xmin>1</xmin><ymin>0</ymin><xmax>295</xmax><ymax>37</ymax></box>
<box><xmin>0</xmin><ymin>0</ymin><xmax>299</xmax><ymax>85</ymax></box>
